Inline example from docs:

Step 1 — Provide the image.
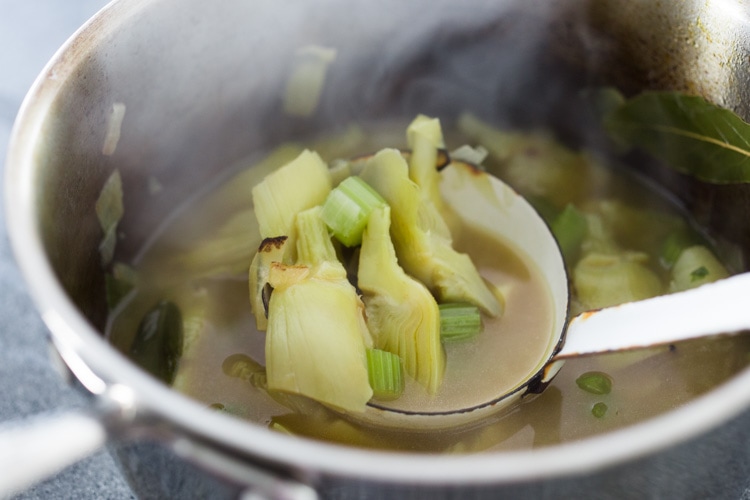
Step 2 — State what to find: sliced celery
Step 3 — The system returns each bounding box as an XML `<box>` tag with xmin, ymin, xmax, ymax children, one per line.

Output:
<box><xmin>551</xmin><ymin>204</ymin><xmax>588</xmax><ymax>263</ymax></box>
<box><xmin>321</xmin><ymin>176</ymin><xmax>386</xmax><ymax>247</ymax></box>
<box><xmin>439</xmin><ymin>303</ymin><xmax>482</xmax><ymax>342</ymax></box>
<box><xmin>366</xmin><ymin>349</ymin><xmax>404</xmax><ymax>401</ymax></box>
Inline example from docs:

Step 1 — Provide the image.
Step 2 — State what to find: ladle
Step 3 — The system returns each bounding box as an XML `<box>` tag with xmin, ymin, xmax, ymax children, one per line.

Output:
<box><xmin>350</xmin><ymin>162</ymin><xmax>750</xmax><ymax>430</ymax></box>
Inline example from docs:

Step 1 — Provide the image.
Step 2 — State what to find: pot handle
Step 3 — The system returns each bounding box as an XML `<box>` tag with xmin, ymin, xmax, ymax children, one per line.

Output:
<box><xmin>0</xmin><ymin>410</ymin><xmax>107</xmax><ymax>497</ymax></box>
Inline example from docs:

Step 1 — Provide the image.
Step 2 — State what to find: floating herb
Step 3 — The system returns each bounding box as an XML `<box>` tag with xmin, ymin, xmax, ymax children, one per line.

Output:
<box><xmin>592</xmin><ymin>402</ymin><xmax>608</xmax><ymax>418</ymax></box>
<box><xmin>604</xmin><ymin>91</ymin><xmax>750</xmax><ymax>183</ymax></box>
<box><xmin>575</xmin><ymin>371</ymin><xmax>613</xmax><ymax>395</ymax></box>
<box><xmin>690</xmin><ymin>266</ymin><xmax>710</xmax><ymax>282</ymax></box>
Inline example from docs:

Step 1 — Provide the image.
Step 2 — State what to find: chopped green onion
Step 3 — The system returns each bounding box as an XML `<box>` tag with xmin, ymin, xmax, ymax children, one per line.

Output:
<box><xmin>551</xmin><ymin>204</ymin><xmax>588</xmax><ymax>262</ymax></box>
<box><xmin>321</xmin><ymin>176</ymin><xmax>386</xmax><ymax>247</ymax></box>
<box><xmin>575</xmin><ymin>371</ymin><xmax>613</xmax><ymax>395</ymax></box>
<box><xmin>366</xmin><ymin>349</ymin><xmax>404</xmax><ymax>401</ymax></box>
<box><xmin>690</xmin><ymin>266</ymin><xmax>710</xmax><ymax>282</ymax></box>
<box><xmin>439</xmin><ymin>303</ymin><xmax>482</xmax><ymax>342</ymax></box>
<box><xmin>591</xmin><ymin>402</ymin><xmax>608</xmax><ymax>418</ymax></box>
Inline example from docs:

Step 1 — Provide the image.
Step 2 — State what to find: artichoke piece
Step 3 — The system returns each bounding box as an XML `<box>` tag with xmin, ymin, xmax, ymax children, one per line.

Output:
<box><xmin>249</xmin><ymin>236</ymin><xmax>289</xmax><ymax>331</ymax></box>
<box><xmin>358</xmin><ymin>206</ymin><xmax>445</xmax><ymax>394</ymax></box>
<box><xmin>669</xmin><ymin>245</ymin><xmax>729</xmax><ymax>292</ymax></box>
<box><xmin>251</xmin><ymin>149</ymin><xmax>332</xmax><ymax>262</ymax></box>
<box><xmin>407</xmin><ymin>115</ymin><xmax>446</xmax><ymax>208</ymax></box>
<box><xmin>573</xmin><ymin>252</ymin><xmax>662</xmax><ymax>310</ymax></box>
<box><xmin>265</xmin><ymin>207</ymin><xmax>373</xmax><ymax>413</ymax></box>
<box><xmin>360</xmin><ymin>149</ymin><xmax>502</xmax><ymax>317</ymax></box>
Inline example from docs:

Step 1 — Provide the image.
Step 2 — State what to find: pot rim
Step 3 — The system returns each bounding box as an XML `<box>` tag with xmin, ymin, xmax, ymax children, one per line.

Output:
<box><xmin>6</xmin><ymin>0</ymin><xmax>750</xmax><ymax>486</ymax></box>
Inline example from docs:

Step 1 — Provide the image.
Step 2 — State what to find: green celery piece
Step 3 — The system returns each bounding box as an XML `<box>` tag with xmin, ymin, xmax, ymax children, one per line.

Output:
<box><xmin>604</xmin><ymin>91</ymin><xmax>750</xmax><ymax>183</ymax></box>
<box><xmin>551</xmin><ymin>204</ymin><xmax>588</xmax><ymax>263</ymax></box>
<box><xmin>320</xmin><ymin>176</ymin><xmax>386</xmax><ymax>247</ymax></box>
<box><xmin>366</xmin><ymin>348</ymin><xmax>405</xmax><ymax>401</ymax></box>
<box><xmin>358</xmin><ymin>206</ymin><xmax>445</xmax><ymax>394</ymax></box>
<box><xmin>360</xmin><ymin>149</ymin><xmax>502</xmax><ymax>317</ymax></box>
<box><xmin>264</xmin><ymin>207</ymin><xmax>373</xmax><ymax>413</ymax></box>
<box><xmin>439</xmin><ymin>303</ymin><xmax>482</xmax><ymax>342</ymax></box>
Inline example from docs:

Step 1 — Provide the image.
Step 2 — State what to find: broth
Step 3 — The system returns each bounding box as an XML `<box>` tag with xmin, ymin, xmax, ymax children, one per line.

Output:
<box><xmin>107</xmin><ymin>119</ymin><xmax>750</xmax><ymax>453</ymax></box>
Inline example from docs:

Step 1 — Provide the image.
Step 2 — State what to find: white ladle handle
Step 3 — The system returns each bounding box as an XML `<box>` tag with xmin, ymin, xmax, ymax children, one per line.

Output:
<box><xmin>555</xmin><ymin>272</ymin><xmax>750</xmax><ymax>359</ymax></box>
<box><xmin>0</xmin><ymin>411</ymin><xmax>107</xmax><ymax>497</ymax></box>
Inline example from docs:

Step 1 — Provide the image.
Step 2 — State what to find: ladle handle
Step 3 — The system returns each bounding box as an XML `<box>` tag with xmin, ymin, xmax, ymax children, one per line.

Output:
<box><xmin>0</xmin><ymin>411</ymin><xmax>107</xmax><ymax>497</ymax></box>
<box><xmin>555</xmin><ymin>272</ymin><xmax>750</xmax><ymax>360</ymax></box>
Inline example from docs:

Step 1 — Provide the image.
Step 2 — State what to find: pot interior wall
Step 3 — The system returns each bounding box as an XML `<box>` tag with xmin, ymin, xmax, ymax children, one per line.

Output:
<box><xmin>34</xmin><ymin>0</ymin><xmax>750</xmax><ymax>339</ymax></box>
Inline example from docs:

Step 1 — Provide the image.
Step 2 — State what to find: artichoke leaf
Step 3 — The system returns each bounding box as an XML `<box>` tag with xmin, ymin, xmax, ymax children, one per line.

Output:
<box><xmin>264</xmin><ymin>207</ymin><xmax>373</xmax><ymax>413</ymax></box>
<box><xmin>359</xmin><ymin>206</ymin><xmax>445</xmax><ymax>394</ymax></box>
<box><xmin>251</xmin><ymin>149</ymin><xmax>332</xmax><ymax>262</ymax></box>
<box><xmin>360</xmin><ymin>149</ymin><xmax>502</xmax><ymax>317</ymax></box>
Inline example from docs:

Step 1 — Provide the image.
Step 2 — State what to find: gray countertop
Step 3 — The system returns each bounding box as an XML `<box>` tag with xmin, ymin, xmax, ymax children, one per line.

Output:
<box><xmin>0</xmin><ymin>1</ymin><xmax>134</xmax><ymax>498</ymax></box>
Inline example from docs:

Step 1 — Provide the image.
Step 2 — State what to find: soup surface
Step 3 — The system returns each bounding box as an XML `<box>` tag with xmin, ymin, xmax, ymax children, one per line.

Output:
<box><xmin>107</xmin><ymin>116</ymin><xmax>750</xmax><ymax>453</ymax></box>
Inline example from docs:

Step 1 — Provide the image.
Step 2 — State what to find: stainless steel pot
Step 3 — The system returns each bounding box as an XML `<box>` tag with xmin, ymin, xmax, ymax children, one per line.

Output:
<box><xmin>6</xmin><ymin>0</ymin><xmax>750</xmax><ymax>498</ymax></box>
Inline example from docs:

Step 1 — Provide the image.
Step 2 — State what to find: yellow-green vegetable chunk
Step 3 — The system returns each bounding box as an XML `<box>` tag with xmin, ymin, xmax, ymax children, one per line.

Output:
<box><xmin>360</xmin><ymin>149</ymin><xmax>502</xmax><ymax>317</ymax></box>
<box><xmin>669</xmin><ymin>245</ymin><xmax>729</xmax><ymax>292</ymax></box>
<box><xmin>358</xmin><ymin>206</ymin><xmax>445</xmax><ymax>394</ymax></box>
<box><xmin>251</xmin><ymin>149</ymin><xmax>332</xmax><ymax>261</ymax></box>
<box><xmin>573</xmin><ymin>252</ymin><xmax>662</xmax><ymax>310</ymax></box>
<box><xmin>264</xmin><ymin>207</ymin><xmax>373</xmax><ymax>413</ymax></box>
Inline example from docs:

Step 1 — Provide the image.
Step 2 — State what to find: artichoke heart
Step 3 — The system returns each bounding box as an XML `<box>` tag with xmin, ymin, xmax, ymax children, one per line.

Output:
<box><xmin>264</xmin><ymin>207</ymin><xmax>373</xmax><ymax>413</ymax></box>
<box><xmin>360</xmin><ymin>149</ymin><xmax>502</xmax><ymax>317</ymax></box>
<box><xmin>359</xmin><ymin>206</ymin><xmax>445</xmax><ymax>394</ymax></box>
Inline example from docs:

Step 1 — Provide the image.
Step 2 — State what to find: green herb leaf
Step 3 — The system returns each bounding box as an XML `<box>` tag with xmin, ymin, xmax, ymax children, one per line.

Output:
<box><xmin>591</xmin><ymin>402</ymin><xmax>608</xmax><ymax>418</ymax></box>
<box><xmin>690</xmin><ymin>265</ymin><xmax>710</xmax><ymax>282</ymax></box>
<box><xmin>575</xmin><ymin>371</ymin><xmax>613</xmax><ymax>395</ymax></box>
<box><xmin>604</xmin><ymin>91</ymin><xmax>750</xmax><ymax>183</ymax></box>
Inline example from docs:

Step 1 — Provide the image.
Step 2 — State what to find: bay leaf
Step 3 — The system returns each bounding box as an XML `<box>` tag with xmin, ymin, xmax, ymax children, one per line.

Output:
<box><xmin>604</xmin><ymin>91</ymin><xmax>750</xmax><ymax>184</ymax></box>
